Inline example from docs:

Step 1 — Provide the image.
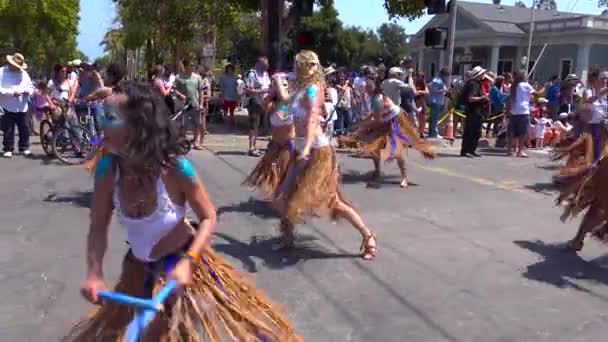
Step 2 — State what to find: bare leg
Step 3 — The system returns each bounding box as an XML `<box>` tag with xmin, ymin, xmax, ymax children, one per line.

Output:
<box><xmin>568</xmin><ymin>205</ymin><xmax>603</xmax><ymax>251</ymax></box>
<box><xmin>371</xmin><ymin>156</ymin><xmax>381</xmax><ymax>180</ymax></box>
<box><xmin>333</xmin><ymin>198</ymin><xmax>376</xmax><ymax>260</ymax></box>
<box><xmin>397</xmin><ymin>151</ymin><xmax>408</xmax><ymax>188</ymax></box>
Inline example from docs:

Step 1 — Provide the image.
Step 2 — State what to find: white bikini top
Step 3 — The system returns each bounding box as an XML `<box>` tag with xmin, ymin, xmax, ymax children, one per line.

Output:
<box><xmin>270</xmin><ymin>103</ymin><xmax>293</xmax><ymax>127</ymax></box>
<box><xmin>289</xmin><ymin>87</ymin><xmax>330</xmax><ymax>150</ymax></box>
<box><xmin>113</xmin><ymin>170</ymin><xmax>186</xmax><ymax>262</ymax></box>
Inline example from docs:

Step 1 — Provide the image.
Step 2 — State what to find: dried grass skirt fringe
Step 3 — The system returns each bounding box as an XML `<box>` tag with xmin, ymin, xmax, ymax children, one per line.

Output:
<box><xmin>63</xmin><ymin>249</ymin><xmax>301</xmax><ymax>342</ymax></box>
<box><xmin>339</xmin><ymin>113</ymin><xmax>434</xmax><ymax>161</ymax></box>
<box><xmin>242</xmin><ymin>140</ymin><xmax>291</xmax><ymax>197</ymax></box>
<box><xmin>557</xmin><ymin>156</ymin><xmax>608</xmax><ymax>243</ymax></box>
<box><xmin>276</xmin><ymin>146</ymin><xmax>351</xmax><ymax>224</ymax></box>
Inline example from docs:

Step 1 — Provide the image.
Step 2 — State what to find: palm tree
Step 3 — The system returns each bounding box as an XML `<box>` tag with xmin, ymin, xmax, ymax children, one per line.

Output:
<box><xmin>101</xmin><ymin>27</ymin><xmax>126</xmax><ymax>62</ymax></box>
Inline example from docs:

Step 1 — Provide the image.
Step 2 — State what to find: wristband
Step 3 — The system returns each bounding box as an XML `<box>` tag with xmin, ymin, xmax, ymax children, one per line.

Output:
<box><xmin>184</xmin><ymin>250</ymin><xmax>201</xmax><ymax>264</ymax></box>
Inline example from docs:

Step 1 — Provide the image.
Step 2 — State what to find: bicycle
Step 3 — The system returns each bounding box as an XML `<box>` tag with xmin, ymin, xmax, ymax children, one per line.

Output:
<box><xmin>39</xmin><ymin>107</ymin><xmax>56</xmax><ymax>156</ymax></box>
<box><xmin>51</xmin><ymin>102</ymin><xmax>103</xmax><ymax>165</ymax></box>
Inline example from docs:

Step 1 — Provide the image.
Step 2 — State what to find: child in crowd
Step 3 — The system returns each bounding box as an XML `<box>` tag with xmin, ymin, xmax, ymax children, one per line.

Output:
<box><xmin>535</xmin><ymin>111</ymin><xmax>552</xmax><ymax>149</ymax></box>
<box><xmin>31</xmin><ymin>81</ymin><xmax>50</xmax><ymax>131</ymax></box>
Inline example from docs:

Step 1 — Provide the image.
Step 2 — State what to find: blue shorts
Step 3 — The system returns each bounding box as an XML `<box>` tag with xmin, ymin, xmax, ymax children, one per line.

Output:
<box><xmin>508</xmin><ymin>115</ymin><xmax>529</xmax><ymax>138</ymax></box>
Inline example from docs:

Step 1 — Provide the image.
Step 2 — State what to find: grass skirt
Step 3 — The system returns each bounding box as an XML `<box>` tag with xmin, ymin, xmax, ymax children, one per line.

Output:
<box><xmin>338</xmin><ymin>112</ymin><xmax>434</xmax><ymax>161</ymax></box>
<box><xmin>552</xmin><ymin>133</ymin><xmax>594</xmax><ymax>178</ymax></box>
<box><xmin>557</xmin><ymin>156</ymin><xmax>608</xmax><ymax>243</ymax></box>
<box><xmin>64</xmin><ymin>249</ymin><xmax>301</xmax><ymax>341</ymax></box>
<box><xmin>242</xmin><ymin>140</ymin><xmax>292</xmax><ymax>197</ymax></box>
<box><xmin>275</xmin><ymin>146</ymin><xmax>351</xmax><ymax>223</ymax></box>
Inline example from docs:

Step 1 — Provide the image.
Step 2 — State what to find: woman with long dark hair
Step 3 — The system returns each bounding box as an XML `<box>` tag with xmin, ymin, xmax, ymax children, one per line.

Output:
<box><xmin>272</xmin><ymin>50</ymin><xmax>377</xmax><ymax>259</ymax></box>
<box><xmin>508</xmin><ymin>70</ymin><xmax>536</xmax><ymax>157</ymax></box>
<box><xmin>65</xmin><ymin>82</ymin><xmax>300</xmax><ymax>341</ymax></box>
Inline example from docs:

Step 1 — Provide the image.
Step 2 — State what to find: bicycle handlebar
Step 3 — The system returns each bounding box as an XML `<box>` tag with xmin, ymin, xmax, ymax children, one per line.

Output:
<box><xmin>98</xmin><ymin>280</ymin><xmax>177</xmax><ymax>311</ymax></box>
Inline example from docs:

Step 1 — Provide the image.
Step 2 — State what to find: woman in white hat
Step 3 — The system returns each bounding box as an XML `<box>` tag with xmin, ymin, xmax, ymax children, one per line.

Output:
<box><xmin>0</xmin><ymin>53</ymin><xmax>35</xmax><ymax>158</ymax></box>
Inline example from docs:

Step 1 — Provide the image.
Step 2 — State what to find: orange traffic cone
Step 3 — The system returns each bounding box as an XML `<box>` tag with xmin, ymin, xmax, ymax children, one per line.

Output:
<box><xmin>443</xmin><ymin>110</ymin><xmax>455</xmax><ymax>145</ymax></box>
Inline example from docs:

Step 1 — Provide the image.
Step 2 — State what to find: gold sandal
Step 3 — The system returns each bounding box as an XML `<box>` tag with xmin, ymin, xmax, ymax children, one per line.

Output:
<box><xmin>360</xmin><ymin>232</ymin><xmax>377</xmax><ymax>261</ymax></box>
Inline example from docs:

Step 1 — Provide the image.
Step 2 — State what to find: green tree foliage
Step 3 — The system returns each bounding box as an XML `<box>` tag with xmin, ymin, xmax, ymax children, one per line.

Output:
<box><xmin>110</xmin><ymin>0</ymin><xmax>258</xmax><ymax>70</ymax></box>
<box><xmin>216</xmin><ymin>14</ymin><xmax>262</xmax><ymax>70</ymax></box>
<box><xmin>0</xmin><ymin>0</ymin><xmax>80</xmax><ymax>77</ymax></box>
<box><xmin>296</xmin><ymin>2</ymin><xmax>407</xmax><ymax>68</ymax></box>
<box><xmin>377</xmin><ymin>23</ymin><xmax>408</xmax><ymax>68</ymax></box>
<box><xmin>382</xmin><ymin>0</ymin><xmax>426</xmax><ymax>20</ymax></box>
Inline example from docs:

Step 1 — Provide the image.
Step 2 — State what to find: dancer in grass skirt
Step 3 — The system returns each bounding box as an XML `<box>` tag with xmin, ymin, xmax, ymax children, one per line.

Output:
<box><xmin>338</xmin><ymin>79</ymin><xmax>434</xmax><ymax>188</ymax></box>
<box><xmin>271</xmin><ymin>50</ymin><xmax>377</xmax><ymax>260</ymax></box>
<box><xmin>243</xmin><ymin>73</ymin><xmax>294</xmax><ymax>199</ymax></box>
<box><xmin>65</xmin><ymin>82</ymin><xmax>300</xmax><ymax>341</ymax></box>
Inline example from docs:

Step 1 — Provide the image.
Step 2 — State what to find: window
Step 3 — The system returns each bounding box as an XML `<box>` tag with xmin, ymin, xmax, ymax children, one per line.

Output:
<box><xmin>430</xmin><ymin>63</ymin><xmax>436</xmax><ymax>78</ymax></box>
<box><xmin>560</xmin><ymin>59</ymin><xmax>572</xmax><ymax>80</ymax></box>
<box><xmin>497</xmin><ymin>60</ymin><xmax>513</xmax><ymax>75</ymax></box>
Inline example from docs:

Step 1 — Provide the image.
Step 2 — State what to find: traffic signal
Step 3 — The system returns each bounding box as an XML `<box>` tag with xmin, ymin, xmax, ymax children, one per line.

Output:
<box><xmin>297</xmin><ymin>30</ymin><xmax>315</xmax><ymax>50</ymax></box>
<box><xmin>294</xmin><ymin>0</ymin><xmax>314</xmax><ymax>17</ymax></box>
<box><xmin>425</xmin><ymin>0</ymin><xmax>447</xmax><ymax>14</ymax></box>
<box><xmin>424</xmin><ymin>27</ymin><xmax>444</xmax><ymax>47</ymax></box>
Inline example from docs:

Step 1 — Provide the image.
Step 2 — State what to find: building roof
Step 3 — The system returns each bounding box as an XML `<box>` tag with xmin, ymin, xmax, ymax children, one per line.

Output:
<box><xmin>459</xmin><ymin>1</ymin><xmax>583</xmax><ymax>24</ymax></box>
<box><xmin>414</xmin><ymin>1</ymin><xmax>594</xmax><ymax>37</ymax></box>
<box><xmin>484</xmin><ymin>21</ymin><xmax>525</xmax><ymax>34</ymax></box>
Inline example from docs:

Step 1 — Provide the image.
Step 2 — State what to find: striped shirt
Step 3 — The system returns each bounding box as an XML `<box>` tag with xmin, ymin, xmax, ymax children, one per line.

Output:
<box><xmin>0</xmin><ymin>66</ymin><xmax>35</xmax><ymax>113</ymax></box>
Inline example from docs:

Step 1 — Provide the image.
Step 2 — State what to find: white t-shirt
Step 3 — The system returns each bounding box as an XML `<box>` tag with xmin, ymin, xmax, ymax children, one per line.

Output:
<box><xmin>245</xmin><ymin>69</ymin><xmax>271</xmax><ymax>105</ymax></box>
<box><xmin>511</xmin><ymin>82</ymin><xmax>534</xmax><ymax>115</ymax></box>
<box><xmin>47</xmin><ymin>79</ymin><xmax>70</xmax><ymax>101</ymax></box>
<box><xmin>583</xmin><ymin>88</ymin><xmax>607</xmax><ymax>124</ymax></box>
<box><xmin>324</xmin><ymin>87</ymin><xmax>338</xmax><ymax>122</ymax></box>
<box><xmin>536</xmin><ymin>117</ymin><xmax>551</xmax><ymax>138</ymax></box>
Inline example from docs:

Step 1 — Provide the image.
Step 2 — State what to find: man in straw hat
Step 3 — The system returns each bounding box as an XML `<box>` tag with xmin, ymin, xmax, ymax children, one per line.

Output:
<box><xmin>460</xmin><ymin>66</ymin><xmax>490</xmax><ymax>158</ymax></box>
<box><xmin>0</xmin><ymin>53</ymin><xmax>35</xmax><ymax>158</ymax></box>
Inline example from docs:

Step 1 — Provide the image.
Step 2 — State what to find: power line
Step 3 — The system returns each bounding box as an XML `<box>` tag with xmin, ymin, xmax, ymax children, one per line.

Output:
<box><xmin>569</xmin><ymin>0</ymin><xmax>579</xmax><ymax>12</ymax></box>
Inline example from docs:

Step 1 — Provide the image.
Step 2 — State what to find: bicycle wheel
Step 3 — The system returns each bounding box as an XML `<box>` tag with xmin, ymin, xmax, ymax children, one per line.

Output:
<box><xmin>52</xmin><ymin>128</ymin><xmax>93</xmax><ymax>165</ymax></box>
<box><xmin>39</xmin><ymin>120</ymin><xmax>54</xmax><ymax>156</ymax></box>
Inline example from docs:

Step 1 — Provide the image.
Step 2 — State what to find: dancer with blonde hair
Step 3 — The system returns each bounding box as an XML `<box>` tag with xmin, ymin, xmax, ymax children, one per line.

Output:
<box><xmin>273</xmin><ymin>50</ymin><xmax>377</xmax><ymax>260</ymax></box>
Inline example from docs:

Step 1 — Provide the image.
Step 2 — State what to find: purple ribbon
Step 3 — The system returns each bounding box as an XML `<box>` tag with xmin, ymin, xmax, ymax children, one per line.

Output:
<box><xmin>589</xmin><ymin>124</ymin><xmax>602</xmax><ymax>162</ymax></box>
<box><xmin>287</xmin><ymin>140</ymin><xmax>294</xmax><ymax>153</ymax></box>
<box><xmin>390</xmin><ymin>119</ymin><xmax>410</xmax><ymax>158</ymax></box>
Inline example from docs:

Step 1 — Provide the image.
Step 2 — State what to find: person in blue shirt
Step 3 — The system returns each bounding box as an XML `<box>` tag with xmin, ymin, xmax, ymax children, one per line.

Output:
<box><xmin>428</xmin><ymin>67</ymin><xmax>449</xmax><ymax>138</ymax></box>
<box><xmin>487</xmin><ymin>76</ymin><xmax>508</xmax><ymax>137</ymax></box>
<box><xmin>546</xmin><ymin>75</ymin><xmax>560</xmax><ymax>119</ymax></box>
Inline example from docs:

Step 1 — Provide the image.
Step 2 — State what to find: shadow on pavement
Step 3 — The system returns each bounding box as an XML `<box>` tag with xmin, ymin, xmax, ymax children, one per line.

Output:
<box><xmin>341</xmin><ymin>170</ymin><xmax>418</xmax><ymax>188</ymax></box>
<box><xmin>213</xmin><ymin>150</ymin><xmax>250</xmax><ymax>157</ymax></box>
<box><xmin>525</xmin><ymin>182</ymin><xmax>558</xmax><ymax>194</ymax></box>
<box><xmin>536</xmin><ymin>164</ymin><xmax>561</xmax><ymax>171</ymax></box>
<box><xmin>43</xmin><ymin>190</ymin><xmax>92</xmax><ymax>208</ymax></box>
<box><xmin>24</xmin><ymin>153</ymin><xmax>55</xmax><ymax>165</ymax></box>
<box><xmin>514</xmin><ymin>240</ymin><xmax>608</xmax><ymax>297</ymax></box>
<box><xmin>217</xmin><ymin>198</ymin><xmax>278</xmax><ymax>220</ymax></box>
<box><xmin>212</xmin><ymin>232</ymin><xmax>359</xmax><ymax>272</ymax></box>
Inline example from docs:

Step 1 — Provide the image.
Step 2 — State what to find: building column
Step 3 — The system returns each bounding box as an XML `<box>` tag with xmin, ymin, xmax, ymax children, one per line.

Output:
<box><xmin>489</xmin><ymin>45</ymin><xmax>500</xmax><ymax>74</ymax></box>
<box><xmin>515</xmin><ymin>45</ymin><xmax>525</xmax><ymax>71</ymax></box>
<box><xmin>417</xmin><ymin>49</ymin><xmax>425</xmax><ymax>72</ymax></box>
<box><xmin>439</xmin><ymin>49</ymin><xmax>446</xmax><ymax>68</ymax></box>
<box><xmin>576</xmin><ymin>42</ymin><xmax>591</xmax><ymax>85</ymax></box>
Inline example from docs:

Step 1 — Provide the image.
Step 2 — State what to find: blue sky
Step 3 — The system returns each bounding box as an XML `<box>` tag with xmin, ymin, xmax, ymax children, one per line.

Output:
<box><xmin>78</xmin><ymin>0</ymin><xmax>601</xmax><ymax>60</ymax></box>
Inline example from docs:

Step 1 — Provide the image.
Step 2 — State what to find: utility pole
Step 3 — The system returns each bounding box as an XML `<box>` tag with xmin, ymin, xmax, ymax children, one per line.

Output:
<box><xmin>525</xmin><ymin>0</ymin><xmax>536</xmax><ymax>78</ymax></box>
<box><xmin>446</xmin><ymin>0</ymin><xmax>458</xmax><ymax>83</ymax></box>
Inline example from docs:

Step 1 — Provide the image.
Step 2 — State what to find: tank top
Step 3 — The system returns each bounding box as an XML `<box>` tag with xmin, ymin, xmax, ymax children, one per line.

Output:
<box><xmin>113</xmin><ymin>169</ymin><xmax>186</xmax><ymax>262</ymax></box>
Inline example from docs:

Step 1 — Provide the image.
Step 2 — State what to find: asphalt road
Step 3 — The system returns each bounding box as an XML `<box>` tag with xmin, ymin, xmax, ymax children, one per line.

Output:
<box><xmin>1</xmin><ymin>130</ymin><xmax>608</xmax><ymax>342</ymax></box>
